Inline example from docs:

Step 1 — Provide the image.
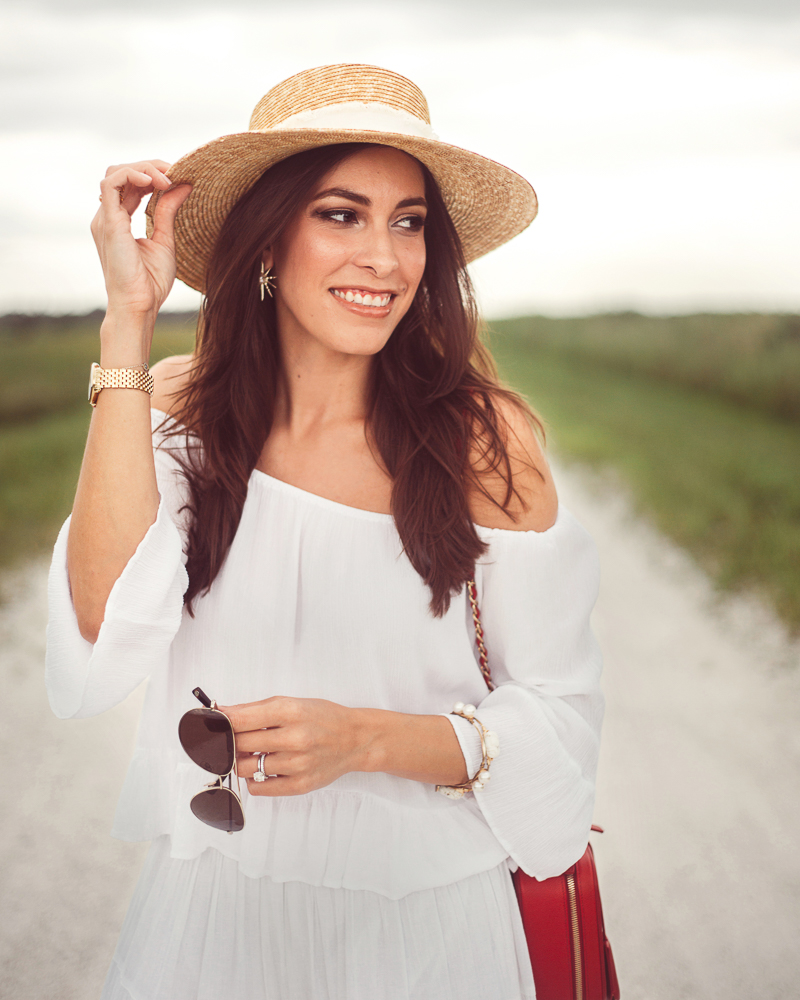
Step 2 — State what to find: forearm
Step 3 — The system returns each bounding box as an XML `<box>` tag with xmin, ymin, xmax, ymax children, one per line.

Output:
<box><xmin>356</xmin><ymin>708</ymin><xmax>469</xmax><ymax>786</ymax></box>
<box><xmin>67</xmin><ymin>312</ymin><xmax>160</xmax><ymax>643</ymax></box>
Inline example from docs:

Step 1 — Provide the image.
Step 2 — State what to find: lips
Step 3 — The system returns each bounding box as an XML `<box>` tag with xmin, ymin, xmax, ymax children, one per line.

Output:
<box><xmin>331</xmin><ymin>288</ymin><xmax>394</xmax><ymax>308</ymax></box>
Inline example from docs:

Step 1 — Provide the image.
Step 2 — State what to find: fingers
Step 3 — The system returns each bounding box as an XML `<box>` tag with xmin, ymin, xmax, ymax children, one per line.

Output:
<box><xmin>245</xmin><ymin>774</ymin><xmax>302</xmax><ymax>797</ymax></box>
<box><xmin>237</xmin><ymin>751</ymin><xmax>302</xmax><ymax>796</ymax></box>
<box><xmin>100</xmin><ymin>165</ymin><xmax>154</xmax><ymax>205</ymax></box>
<box><xmin>236</xmin><ymin>751</ymin><xmax>284</xmax><ymax>778</ymax></box>
<box><xmin>149</xmin><ymin>183</ymin><xmax>192</xmax><ymax>250</ymax></box>
<box><xmin>234</xmin><ymin>727</ymin><xmax>293</xmax><ymax>754</ymax></box>
<box><xmin>105</xmin><ymin>159</ymin><xmax>170</xmax><ymax>178</ymax></box>
<box><xmin>222</xmin><ymin>696</ymin><xmax>300</xmax><ymax>734</ymax></box>
<box><xmin>99</xmin><ymin>161</ymin><xmax>173</xmax><ymax>219</ymax></box>
<box><xmin>244</xmin><ymin>773</ymin><xmax>317</xmax><ymax>798</ymax></box>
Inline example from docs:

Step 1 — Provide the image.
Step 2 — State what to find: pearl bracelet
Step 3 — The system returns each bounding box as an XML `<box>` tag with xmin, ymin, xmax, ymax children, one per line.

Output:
<box><xmin>436</xmin><ymin>702</ymin><xmax>500</xmax><ymax>799</ymax></box>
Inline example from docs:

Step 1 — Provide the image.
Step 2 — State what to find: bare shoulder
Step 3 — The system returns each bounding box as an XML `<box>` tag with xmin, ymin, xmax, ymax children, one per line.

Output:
<box><xmin>150</xmin><ymin>354</ymin><xmax>194</xmax><ymax>415</ymax></box>
<box><xmin>468</xmin><ymin>394</ymin><xmax>558</xmax><ymax>532</ymax></box>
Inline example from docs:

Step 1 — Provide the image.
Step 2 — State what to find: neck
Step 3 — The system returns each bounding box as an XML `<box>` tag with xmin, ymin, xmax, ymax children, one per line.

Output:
<box><xmin>273</xmin><ymin>325</ymin><xmax>374</xmax><ymax>439</ymax></box>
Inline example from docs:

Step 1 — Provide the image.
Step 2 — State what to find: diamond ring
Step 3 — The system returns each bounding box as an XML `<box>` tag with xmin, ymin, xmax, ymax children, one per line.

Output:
<box><xmin>253</xmin><ymin>752</ymin><xmax>269</xmax><ymax>782</ymax></box>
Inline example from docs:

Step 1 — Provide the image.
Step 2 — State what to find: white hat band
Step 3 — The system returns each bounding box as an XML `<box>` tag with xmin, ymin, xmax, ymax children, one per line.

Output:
<box><xmin>273</xmin><ymin>101</ymin><xmax>439</xmax><ymax>140</ymax></box>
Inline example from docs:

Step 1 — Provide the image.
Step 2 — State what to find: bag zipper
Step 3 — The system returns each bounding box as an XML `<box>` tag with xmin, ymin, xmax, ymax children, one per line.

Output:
<box><xmin>566</xmin><ymin>871</ymin><xmax>584</xmax><ymax>1000</ymax></box>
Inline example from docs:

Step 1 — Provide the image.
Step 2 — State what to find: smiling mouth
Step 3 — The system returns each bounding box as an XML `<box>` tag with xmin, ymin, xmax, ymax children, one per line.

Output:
<box><xmin>330</xmin><ymin>288</ymin><xmax>395</xmax><ymax>308</ymax></box>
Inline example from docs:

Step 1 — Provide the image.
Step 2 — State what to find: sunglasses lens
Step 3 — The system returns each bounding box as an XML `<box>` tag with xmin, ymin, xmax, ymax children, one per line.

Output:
<box><xmin>190</xmin><ymin>786</ymin><xmax>245</xmax><ymax>833</ymax></box>
<box><xmin>179</xmin><ymin>708</ymin><xmax>235</xmax><ymax>774</ymax></box>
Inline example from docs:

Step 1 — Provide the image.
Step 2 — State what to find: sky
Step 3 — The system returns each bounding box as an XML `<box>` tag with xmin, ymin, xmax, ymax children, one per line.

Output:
<box><xmin>1</xmin><ymin>0</ymin><xmax>799</xmax><ymax>318</ymax></box>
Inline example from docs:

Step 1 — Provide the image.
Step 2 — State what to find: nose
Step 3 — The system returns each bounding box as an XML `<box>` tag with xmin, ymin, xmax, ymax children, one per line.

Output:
<box><xmin>352</xmin><ymin>221</ymin><xmax>399</xmax><ymax>279</ymax></box>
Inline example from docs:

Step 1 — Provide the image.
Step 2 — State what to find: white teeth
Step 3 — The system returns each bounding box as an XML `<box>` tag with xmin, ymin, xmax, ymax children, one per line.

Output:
<box><xmin>332</xmin><ymin>289</ymin><xmax>392</xmax><ymax>307</ymax></box>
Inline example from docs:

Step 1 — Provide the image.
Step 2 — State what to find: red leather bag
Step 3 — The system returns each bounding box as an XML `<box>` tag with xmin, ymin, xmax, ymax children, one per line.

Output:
<box><xmin>512</xmin><ymin>834</ymin><xmax>620</xmax><ymax>1000</ymax></box>
<box><xmin>466</xmin><ymin>581</ymin><xmax>621</xmax><ymax>1000</ymax></box>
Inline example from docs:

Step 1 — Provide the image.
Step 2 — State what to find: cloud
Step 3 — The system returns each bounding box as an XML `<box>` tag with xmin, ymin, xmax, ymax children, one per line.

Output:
<box><xmin>5</xmin><ymin>0</ymin><xmax>800</xmax><ymax>17</ymax></box>
<box><xmin>1</xmin><ymin>3</ymin><xmax>798</xmax><ymax>314</ymax></box>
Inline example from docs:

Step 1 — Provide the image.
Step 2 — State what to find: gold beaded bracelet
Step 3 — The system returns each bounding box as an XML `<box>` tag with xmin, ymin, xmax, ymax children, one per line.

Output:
<box><xmin>436</xmin><ymin>702</ymin><xmax>500</xmax><ymax>799</ymax></box>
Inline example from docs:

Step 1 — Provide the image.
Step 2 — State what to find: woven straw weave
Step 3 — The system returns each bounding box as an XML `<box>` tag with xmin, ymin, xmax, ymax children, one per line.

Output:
<box><xmin>145</xmin><ymin>64</ymin><xmax>537</xmax><ymax>293</ymax></box>
<box><xmin>250</xmin><ymin>64</ymin><xmax>431</xmax><ymax>130</ymax></box>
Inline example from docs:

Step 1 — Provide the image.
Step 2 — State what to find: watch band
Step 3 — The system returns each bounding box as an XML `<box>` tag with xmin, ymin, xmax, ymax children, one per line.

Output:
<box><xmin>88</xmin><ymin>362</ymin><xmax>154</xmax><ymax>407</ymax></box>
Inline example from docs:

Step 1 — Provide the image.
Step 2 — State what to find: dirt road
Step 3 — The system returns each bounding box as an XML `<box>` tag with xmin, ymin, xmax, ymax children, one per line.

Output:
<box><xmin>1</xmin><ymin>465</ymin><xmax>799</xmax><ymax>999</ymax></box>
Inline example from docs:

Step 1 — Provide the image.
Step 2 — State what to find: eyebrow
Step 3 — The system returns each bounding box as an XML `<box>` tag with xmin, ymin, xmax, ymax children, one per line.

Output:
<box><xmin>312</xmin><ymin>187</ymin><xmax>427</xmax><ymax>210</ymax></box>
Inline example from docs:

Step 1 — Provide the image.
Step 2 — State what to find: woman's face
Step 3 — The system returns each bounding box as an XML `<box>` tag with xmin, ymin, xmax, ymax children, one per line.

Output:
<box><xmin>265</xmin><ymin>145</ymin><xmax>427</xmax><ymax>359</ymax></box>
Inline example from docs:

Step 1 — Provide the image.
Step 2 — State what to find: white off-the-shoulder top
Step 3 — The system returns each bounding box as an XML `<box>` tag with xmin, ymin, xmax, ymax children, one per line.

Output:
<box><xmin>46</xmin><ymin>410</ymin><xmax>604</xmax><ymax>900</ymax></box>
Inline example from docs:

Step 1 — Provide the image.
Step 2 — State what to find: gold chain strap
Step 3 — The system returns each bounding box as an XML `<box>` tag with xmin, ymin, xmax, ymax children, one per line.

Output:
<box><xmin>466</xmin><ymin>579</ymin><xmax>495</xmax><ymax>692</ymax></box>
<box><xmin>436</xmin><ymin>579</ymin><xmax>498</xmax><ymax>797</ymax></box>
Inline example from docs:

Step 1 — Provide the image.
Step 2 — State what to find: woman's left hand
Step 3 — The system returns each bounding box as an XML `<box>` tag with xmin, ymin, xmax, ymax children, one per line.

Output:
<box><xmin>221</xmin><ymin>696</ymin><xmax>375</xmax><ymax>796</ymax></box>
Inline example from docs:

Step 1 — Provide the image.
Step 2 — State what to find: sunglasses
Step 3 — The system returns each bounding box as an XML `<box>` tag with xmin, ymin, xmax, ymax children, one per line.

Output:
<box><xmin>178</xmin><ymin>687</ymin><xmax>245</xmax><ymax>834</ymax></box>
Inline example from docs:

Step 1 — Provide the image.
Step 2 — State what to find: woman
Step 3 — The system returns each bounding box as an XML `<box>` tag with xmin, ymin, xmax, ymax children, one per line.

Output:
<box><xmin>46</xmin><ymin>64</ymin><xmax>604</xmax><ymax>1000</ymax></box>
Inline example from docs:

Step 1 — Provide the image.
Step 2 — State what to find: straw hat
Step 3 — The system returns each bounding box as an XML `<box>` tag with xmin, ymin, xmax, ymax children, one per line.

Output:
<box><xmin>146</xmin><ymin>63</ymin><xmax>538</xmax><ymax>294</ymax></box>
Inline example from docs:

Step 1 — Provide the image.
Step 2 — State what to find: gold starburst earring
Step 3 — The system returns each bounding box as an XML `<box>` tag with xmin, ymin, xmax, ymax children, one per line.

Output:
<box><xmin>259</xmin><ymin>262</ymin><xmax>276</xmax><ymax>300</ymax></box>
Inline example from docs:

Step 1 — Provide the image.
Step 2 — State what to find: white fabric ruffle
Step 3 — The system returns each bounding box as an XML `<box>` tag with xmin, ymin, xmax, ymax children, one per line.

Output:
<box><xmin>45</xmin><ymin>500</ymin><xmax>187</xmax><ymax>719</ymax></box>
<box><xmin>115</xmin><ymin>749</ymin><xmax>508</xmax><ymax>898</ymax></box>
<box><xmin>100</xmin><ymin>836</ymin><xmax>535</xmax><ymax>1000</ymax></box>
<box><xmin>46</xmin><ymin>408</ymin><xmax>604</xmax><ymax>899</ymax></box>
<box><xmin>469</xmin><ymin>520</ymin><xmax>604</xmax><ymax>878</ymax></box>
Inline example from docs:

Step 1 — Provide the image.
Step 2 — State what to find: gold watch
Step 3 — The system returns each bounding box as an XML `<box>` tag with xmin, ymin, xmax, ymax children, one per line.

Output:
<box><xmin>88</xmin><ymin>362</ymin><xmax>154</xmax><ymax>407</ymax></box>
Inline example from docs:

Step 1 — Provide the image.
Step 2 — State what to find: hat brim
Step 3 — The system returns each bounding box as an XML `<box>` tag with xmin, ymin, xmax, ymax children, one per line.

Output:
<box><xmin>145</xmin><ymin>128</ymin><xmax>538</xmax><ymax>294</ymax></box>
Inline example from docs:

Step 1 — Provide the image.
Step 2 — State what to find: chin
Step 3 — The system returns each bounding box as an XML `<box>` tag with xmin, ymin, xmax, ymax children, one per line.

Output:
<box><xmin>332</xmin><ymin>332</ymin><xmax>394</xmax><ymax>357</ymax></box>
<box><xmin>323</xmin><ymin>320</ymin><xmax>398</xmax><ymax>357</ymax></box>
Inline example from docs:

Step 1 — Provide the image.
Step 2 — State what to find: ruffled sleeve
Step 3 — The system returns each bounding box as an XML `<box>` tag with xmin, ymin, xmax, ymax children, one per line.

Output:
<box><xmin>45</xmin><ymin>410</ymin><xmax>191</xmax><ymax>720</ymax></box>
<box><xmin>460</xmin><ymin>506</ymin><xmax>604</xmax><ymax>880</ymax></box>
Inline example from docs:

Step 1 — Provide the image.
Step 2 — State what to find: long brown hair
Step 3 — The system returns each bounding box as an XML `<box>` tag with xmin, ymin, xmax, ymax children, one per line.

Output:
<box><xmin>166</xmin><ymin>143</ymin><xmax>541</xmax><ymax>616</ymax></box>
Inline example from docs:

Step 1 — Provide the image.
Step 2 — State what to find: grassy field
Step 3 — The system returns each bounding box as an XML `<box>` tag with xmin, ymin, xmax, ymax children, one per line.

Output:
<box><xmin>489</xmin><ymin>329</ymin><xmax>800</xmax><ymax>630</ymax></box>
<box><xmin>0</xmin><ymin>311</ymin><xmax>197</xmax><ymax>424</ymax></box>
<box><xmin>493</xmin><ymin>313</ymin><xmax>800</xmax><ymax>423</ymax></box>
<box><xmin>0</xmin><ymin>313</ymin><xmax>196</xmax><ymax>566</ymax></box>
<box><xmin>2</xmin><ymin>310</ymin><xmax>799</xmax><ymax>630</ymax></box>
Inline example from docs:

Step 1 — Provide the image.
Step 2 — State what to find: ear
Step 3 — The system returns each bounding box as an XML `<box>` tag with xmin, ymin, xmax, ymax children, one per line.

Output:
<box><xmin>261</xmin><ymin>248</ymin><xmax>274</xmax><ymax>271</ymax></box>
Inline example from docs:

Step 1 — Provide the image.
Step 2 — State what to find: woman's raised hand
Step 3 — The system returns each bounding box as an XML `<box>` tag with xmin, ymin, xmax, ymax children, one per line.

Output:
<box><xmin>68</xmin><ymin>162</ymin><xmax>192</xmax><ymax>641</ymax></box>
<box><xmin>91</xmin><ymin>160</ymin><xmax>192</xmax><ymax>323</ymax></box>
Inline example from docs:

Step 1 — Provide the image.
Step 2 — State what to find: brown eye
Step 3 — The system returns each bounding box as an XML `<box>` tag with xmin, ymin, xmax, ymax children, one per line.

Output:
<box><xmin>319</xmin><ymin>208</ymin><xmax>359</xmax><ymax>224</ymax></box>
<box><xmin>396</xmin><ymin>215</ymin><xmax>425</xmax><ymax>232</ymax></box>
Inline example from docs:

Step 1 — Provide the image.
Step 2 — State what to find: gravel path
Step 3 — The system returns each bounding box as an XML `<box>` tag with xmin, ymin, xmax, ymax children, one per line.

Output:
<box><xmin>1</xmin><ymin>465</ymin><xmax>799</xmax><ymax>999</ymax></box>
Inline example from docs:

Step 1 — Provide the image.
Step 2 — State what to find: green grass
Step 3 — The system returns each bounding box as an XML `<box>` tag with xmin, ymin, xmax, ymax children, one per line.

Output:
<box><xmin>493</xmin><ymin>313</ymin><xmax>800</xmax><ymax>423</ymax></box>
<box><xmin>2</xmin><ymin>310</ymin><xmax>800</xmax><ymax>632</ymax></box>
<box><xmin>490</xmin><ymin>333</ymin><xmax>800</xmax><ymax>630</ymax></box>
<box><xmin>0</xmin><ymin>313</ymin><xmax>196</xmax><ymax>568</ymax></box>
<box><xmin>0</xmin><ymin>312</ymin><xmax>197</xmax><ymax>423</ymax></box>
<box><xmin>0</xmin><ymin>405</ymin><xmax>91</xmax><ymax>566</ymax></box>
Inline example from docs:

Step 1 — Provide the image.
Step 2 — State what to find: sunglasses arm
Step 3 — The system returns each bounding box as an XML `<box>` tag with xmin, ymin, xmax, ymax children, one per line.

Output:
<box><xmin>192</xmin><ymin>686</ymin><xmax>214</xmax><ymax>709</ymax></box>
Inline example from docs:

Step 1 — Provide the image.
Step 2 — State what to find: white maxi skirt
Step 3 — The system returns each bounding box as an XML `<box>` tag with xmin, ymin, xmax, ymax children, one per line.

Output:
<box><xmin>101</xmin><ymin>836</ymin><xmax>536</xmax><ymax>1000</ymax></box>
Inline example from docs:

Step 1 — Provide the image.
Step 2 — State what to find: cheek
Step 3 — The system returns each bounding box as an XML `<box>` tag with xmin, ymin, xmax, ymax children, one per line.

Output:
<box><xmin>279</xmin><ymin>229</ymin><xmax>350</xmax><ymax>289</ymax></box>
<box><xmin>388</xmin><ymin>230</ymin><xmax>426</xmax><ymax>282</ymax></box>
<box><xmin>402</xmin><ymin>242</ymin><xmax>427</xmax><ymax>292</ymax></box>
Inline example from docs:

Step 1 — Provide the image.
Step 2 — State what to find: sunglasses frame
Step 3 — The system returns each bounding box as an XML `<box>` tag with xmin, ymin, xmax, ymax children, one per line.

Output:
<box><xmin>179</xmin><ymin>687</ymin><xmax>246</xmax><ymax>834</ymax></box>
